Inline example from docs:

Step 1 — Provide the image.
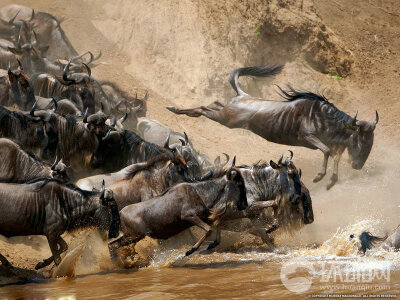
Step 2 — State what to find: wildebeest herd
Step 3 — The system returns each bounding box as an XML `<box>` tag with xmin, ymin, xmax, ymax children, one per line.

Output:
<box><xmin>0</xmin><ymin>5</ymin><xmax>378</xmax><ymax>272</ymax></box>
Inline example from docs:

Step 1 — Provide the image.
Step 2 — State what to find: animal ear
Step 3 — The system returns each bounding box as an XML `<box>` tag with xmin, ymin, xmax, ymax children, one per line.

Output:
<box><xmin>270</xmin><ymin>160</ymin><xmax>280</xmax><ymax>169</ymax></box>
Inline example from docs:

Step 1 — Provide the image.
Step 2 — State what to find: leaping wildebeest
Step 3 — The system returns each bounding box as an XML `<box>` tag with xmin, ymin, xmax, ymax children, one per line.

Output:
<box><xmin>108</xmin><ymin>157</ymin><xmax>248</xmax><ymax>261</ymax></box>
<box><xmin>0</xmin><ymin>179</ymin><xmax>120</xmax><ymax>270</ymax></box>
<box><xmin>167</xmin><ymin>65</ymin><xmax>379</xmax><ymax>189</ymax></box>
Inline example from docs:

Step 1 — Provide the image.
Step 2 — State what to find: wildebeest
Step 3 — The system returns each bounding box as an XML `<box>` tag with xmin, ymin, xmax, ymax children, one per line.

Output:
<box><xmin>213</xmin><ymin>152</ymin><xmax>308</xmax><ymax>249</ymax></box>
<box><xmin>0</xmin><ymin>11</ymin><xmax>20</xmax><ymax>41</ymax></box>
<box><xmin>101</xmin><ymin>85</ymin><xmax>147</xmax><ymax>118</ymax></box>
<box><xmin>351</xmin><ymin>225</ymin><xmax>400</xmax><ymax>254</ymax></box>
<box><xmin>0</xmin><ymin>105</ymin><xmax>50</xmax><ymax>156</ymax></box>
<box><xmin>30</xmin><ymin>101</ymin><xmax>108</xmax><ymax>172</ymax></box>
<box><xmin>0</xmin><ymin>138</ymin><xmax>69</xmax><ymax>183</ymax></box>
<box><xmin>0</xmin><ymin>63</ymin><xmax>36</xmax><ymax>110</ymax></box>
<box><xmin>29</xmin><ymin>60</ymin><xmax>96</xmax><ymax>114</ymax></box>
<box><xmin>35</xmin><ymin>96</ymin><xmax>82</xmax><ymax>117</ymax></box>
<box><xmin>90</xmin><ymin>120</ymin><xmax>175</xmax><ymax>173</ymax></box>
<box><xmin>108</xmin><ymin>157</ymin><xmax>248</xmax><ymax>261</ymax></box>
<box><xmin>105</xmin><ymin>151</ymin><xmax>194</xmax><ymax>211</ymax></box>
<box><xmin>167</xmin><ymin>65</ymin><xmax>379</xmax><ymax>189</ymax></box>
<box><xmin>0</xmin><ymin>179</ymin><xmax>119</xmax><ymax>269</ymax></box>
<box><xmin>0</xmin><ymin>5</ymin><xmax>79</xmax><ymax>61</ymax></box>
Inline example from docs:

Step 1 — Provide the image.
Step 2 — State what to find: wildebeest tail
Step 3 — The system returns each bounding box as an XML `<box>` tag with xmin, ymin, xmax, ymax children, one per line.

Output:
<box><xmin>358</xmin><ymin>231</ymin><xmax>387</xmax><ymax>254</ymax></box>
<box><xmin>229</xmin><ymin>64</ymin><xmax>284</xmax><ymax>96</ymax></box>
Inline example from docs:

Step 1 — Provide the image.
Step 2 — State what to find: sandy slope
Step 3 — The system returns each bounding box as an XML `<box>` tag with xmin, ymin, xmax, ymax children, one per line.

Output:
<box><xmin>0</xmin><ymin>0</ymin><xmax>399</xmax><ymax>279</ymax></box>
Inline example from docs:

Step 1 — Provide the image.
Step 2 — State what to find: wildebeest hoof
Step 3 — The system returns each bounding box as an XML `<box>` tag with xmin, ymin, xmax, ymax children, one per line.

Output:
<box><xmin>166</xmin><ymin>106</ymin><xmax>178</xmax><ymax>113</ymax></box>
<box><xmin>185</xmin><ymin>248</ymin><xmax>196</xmax><ymax>256</ymax></box>
<box><xmin>313</xmin><ymin>173</ymin><xmax>325</xmax><ymax>183</ymax></box>
<box><xmin>326</xmin><ymin>175</ymin><xmax>338</xmax><ymax>190</ymax></box>
<box><xmin>35</xmin><ymin>261</ymin><xmax>46</xmax><ymax>270</ymax></box>
<box><xmin>207</xmin><ymin>241</ymin><xmax>219</xmax><ymax>251</ymax></box>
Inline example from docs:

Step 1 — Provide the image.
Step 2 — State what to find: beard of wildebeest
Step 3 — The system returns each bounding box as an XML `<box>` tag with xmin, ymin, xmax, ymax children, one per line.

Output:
<box><xmin>237</xmin><ymin>161</ymin><xmax>305</xmax><ymax>235</ymax></box>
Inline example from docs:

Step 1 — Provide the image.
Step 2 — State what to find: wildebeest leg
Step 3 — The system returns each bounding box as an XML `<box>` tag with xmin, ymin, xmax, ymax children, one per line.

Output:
<box><xmin>167</xmin><ymin>102</ymin><xmax>225</xmax><ymax>121</ymax></box>
<box><xmin>0</xmin><ymin>253</ymin><xmax>13</xmax><ymax>269</ymax></box>
<box><xmin>184</xmin><ymin>216</ymin><xmax>212</xmax><ymax>256</ymax></box>
<box><xmin>249</xmin><ymin>217</ymin><xmax>275</xmax><ymax>250</ymax></box>
<box><xmin>35</xmin><ymin>236</ymin><xmax>69</xmax><ymax>270</ymax></box>
<box><xmin>108</xmin><ymin>235</ymin><xmax>142</xmax><ymax>262</ymax></box>
<box><xmin>327</xmin><ymin>153</ymin><xmax>341</xmax><ymax>190</ymax></box>
<box><xmin>207</xmin><ymin>223</ymin><xmax>221</xmax><ymax>250</ymax></box>
<box><xmin>303</xmin><ymin>135</ymin><xmax>331</xmax><ymax>183</ymax></box>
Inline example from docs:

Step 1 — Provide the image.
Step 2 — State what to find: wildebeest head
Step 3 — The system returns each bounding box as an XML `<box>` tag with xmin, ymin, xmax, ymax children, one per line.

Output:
<box><xmin>227</xmin><ymin>157</ymin><xmax>248</xmax><ymax>211</ymax></box>
<box><xmin>163</xmin><ymin>134</ymin><xmax>191</xmax><ymax>181</ymax></box>
<box><xmin>50</xmin><ymin>156</ymin><xmax>70</xmax><ymax>183</ymax></box>
<box><xmin>270</xmin><ymin>151</ymin><xmax>302</xmax><ymax>205</ymax></box>
<box><xmin>56</xmin><ymin>60</ymin><xmax>95</xmax><ymax>114</ymax></box>
<box><xmin>7</xmin><ymin>61</ymin><xmax>36</xmax><ymax>109</ymax></box>
<box><xmin>171</xmin><ymin>132</ymin><xmax>202</xmax><ymax>178</ymax></box>
<box><xmin>97</xmin><ymin>180</ymin><xmax>120</xmax><ymax>239</ymax></box>
<box><xmin>344</xmin><ymin>111</ymin><xmax>378</xmax><ymax>170</ymax></box>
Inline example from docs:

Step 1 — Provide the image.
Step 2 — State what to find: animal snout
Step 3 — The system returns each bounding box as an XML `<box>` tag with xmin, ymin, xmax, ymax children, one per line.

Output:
<box><xmin>351</xmin><ymin>161</ymin><xmax>364</xmax><ymax>170</ymax></box>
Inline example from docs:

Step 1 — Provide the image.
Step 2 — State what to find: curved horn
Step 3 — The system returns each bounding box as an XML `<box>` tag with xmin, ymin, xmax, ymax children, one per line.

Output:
<box><xmin>298</xmin><ymin>168</ymin><xmax>302</xmax><ymax>178</ymax></box>
<box><xmin>228</xmin><ymin>156</ymin><xmax>236</xmax><ymax>172</ymax></box>
<box><xmin>100</xmin><ymin>179</ymin><xmax>105</xmax><ymax>199</ymax></box>
<box><xmin>119</xmin><ymin>111</ymin><xmax>128</xmax><ymax>124</ymax></box>
<box><xmin>84</xmin><ymin>51</ymin><xmax>94</xmax><ymax>65</ymax></box>
<box><xmin>100</xmin><ymin>102</ymin><xmax>104</xmax><ymax>113</ymax></box>
<box><xmin>278</xmin><ymin>153</ymin><xmax>284</xmax><ymax>165</ymax></box>
<box><xmin>221</xmin><ymin>153</ymin><xmax>229</xmax><ymax>166</ymax></box>
<box><xmin>62</xmin><ymin>59</ymin><xmax>75</xmax><ymax>83</ymax></box>
<box><xmin>164</xmin><ymin>133</ymin><xmax>171</xmax><ymax>149</ymax></box>
<box><xmin>29</xmin><ymin>9</ymin><xmax>35</xmax><ymax>21</ymax></box>
<box><xmin>184</xmin><ymin>132</ymin><xmax>189</xmax><ymax>143</ymax></box>
<box><xmin>92</xmin><ymin>50</ymin><xmax>102</xmax><ymax>61</ymax></box>
<box><xmin>374</xmin><ymin>111</ymin><xmax>379</xmax><ymax>125</ymax></box>
<box><xmin>143</xmin><ymin>91</ymin><xmax>149</xmax><ymax>101</ymax></box>
<box><xmin>30</xmin><ymin>100</ymin><xmax>37</xmax><ymax>117</ymax></box>
<box><xmin>50</xmin><ymin>155</ymin><xmax>58</xmax><ymax>170</ymax></box>
<box><xmin>288</xmin><ymin>150</ymin><xmax>293</xmax><ymax>161</ymax></box>
<box><xmin>8</xmin><ymin>10</ymin><xmax>20</xmax><ymax>25</ymax></box>
<box><xmin>83</xmin><ymin>107</ymin><xmax>88</xmax><ymax>123</ymax></box>
<box><xmin>179</xmin><ymin>138</ymin><xmax>186</xmax><ymax>146</ymax></box>
<box><xmin>7</xmin><ymin>61</ymin><xmax>11</xmax><ymax>75</ymax></box>
<box><xmin>82</xmin><ymin>62</ymin><xmax>91</xmax><ymax>77</ymax></box>
<box><xmin>352</xmin><ymin>110</ymin><xmax>358</xmax><ymax>125</ymax></box>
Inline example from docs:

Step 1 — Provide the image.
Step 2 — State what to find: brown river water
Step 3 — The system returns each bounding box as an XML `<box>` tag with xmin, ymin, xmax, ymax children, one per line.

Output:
<box><xmin>1</xmin><ymin>220</ymin><xmax>400</xmax><ymax>300</ymax></box>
